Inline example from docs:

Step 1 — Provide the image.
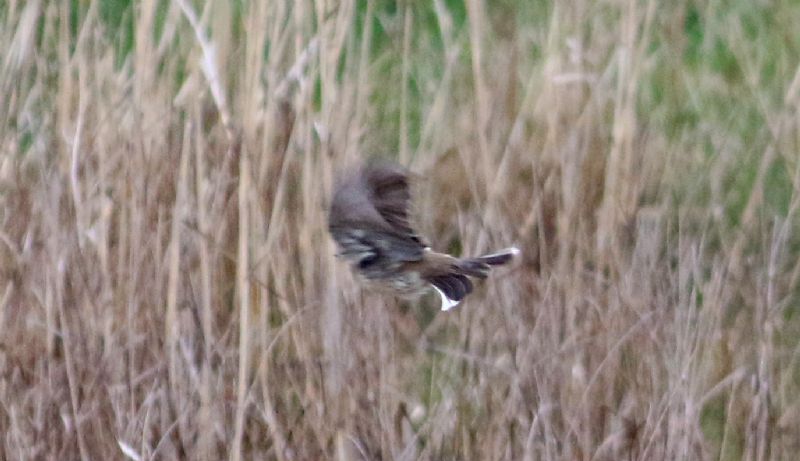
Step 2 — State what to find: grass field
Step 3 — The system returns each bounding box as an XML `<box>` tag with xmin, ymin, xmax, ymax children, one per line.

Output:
<box><xmin>1</xmin><ymin>0</ymin><xmax>800</xmax><ymax>459</ymax></box>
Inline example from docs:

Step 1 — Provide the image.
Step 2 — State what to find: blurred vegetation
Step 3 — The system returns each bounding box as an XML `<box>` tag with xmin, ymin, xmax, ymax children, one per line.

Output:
<box><xmin>1</xmin><ymin>0</ymin><xmax>799</xmax><ymax>459</ymax></box>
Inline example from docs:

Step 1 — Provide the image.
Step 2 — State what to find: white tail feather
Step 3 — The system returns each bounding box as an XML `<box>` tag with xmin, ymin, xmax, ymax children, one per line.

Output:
<box><xmin>433</xmin><ymin>286</ymin><xmax>460</xmax><ymax>311</ymax></box>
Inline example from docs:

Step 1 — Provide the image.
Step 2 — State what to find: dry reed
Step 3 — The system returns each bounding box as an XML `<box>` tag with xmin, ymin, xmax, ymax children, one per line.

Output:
<box><xmin>1</xmin><ymin>1</ymin><xmax>799</xmax><ymax>460</ymax></box>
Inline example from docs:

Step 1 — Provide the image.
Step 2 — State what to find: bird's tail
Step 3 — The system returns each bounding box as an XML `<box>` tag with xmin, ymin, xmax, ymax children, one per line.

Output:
<box><xmin>456</xmin><ymin>247</ymin><xmax>521</xmax><ymax>279</ymax></box>
<box><xmin>426</xmin><ymin>247</ymin><xmax>520</xmax><ymax>311</ymax></box>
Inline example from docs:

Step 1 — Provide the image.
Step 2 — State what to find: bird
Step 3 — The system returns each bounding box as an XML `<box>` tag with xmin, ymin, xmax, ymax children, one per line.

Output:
<box><xmin>328</xmin><ymin>160</ymin><xmax>519</xmax><ymax>311</ymax></box>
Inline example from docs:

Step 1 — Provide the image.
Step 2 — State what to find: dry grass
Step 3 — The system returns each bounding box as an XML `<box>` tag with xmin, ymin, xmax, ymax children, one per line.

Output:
<box><xmin>1</xmin><ymin>1</ymin><xmax>800</xmax><ymax>460</ymax></box>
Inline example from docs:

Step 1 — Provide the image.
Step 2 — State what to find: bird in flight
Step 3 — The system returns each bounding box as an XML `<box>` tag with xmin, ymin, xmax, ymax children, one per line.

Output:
<box><xmin>328</xmin><ymin>160</ymin><xmax>519</xmax><ymax>311</ymax></box>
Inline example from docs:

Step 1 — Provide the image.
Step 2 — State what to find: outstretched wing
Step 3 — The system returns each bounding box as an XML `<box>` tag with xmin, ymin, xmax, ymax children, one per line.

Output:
<box><xmin>328</xmin><ymin>161</ymin><xmax>426</xmax><ymax>278</ymax></box>
<box><xmin>361</xmin><ymin>161</ymin><xmax>423</xmax><ymax>244</ymax></box>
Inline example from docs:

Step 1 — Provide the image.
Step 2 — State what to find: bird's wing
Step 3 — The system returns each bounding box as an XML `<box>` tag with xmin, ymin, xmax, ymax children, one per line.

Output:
<box><xmin>330</xmin><ymin>227</ymin><xmax>423</xmax><ymax>265</ymax></box>
<box><xmin>328</xmin><ymin>161</ymin><xmax>427</xmax><ymax>276</ymax></box>
<box><xmin>361</xmin><ymin>161</ymin><xmax>426</xmax><ymax>245</ymax></box>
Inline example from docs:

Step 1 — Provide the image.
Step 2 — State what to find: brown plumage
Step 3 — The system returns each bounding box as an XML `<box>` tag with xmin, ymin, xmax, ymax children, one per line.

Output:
<box><xmin>328</xmin><ymin>160</ymin><xmax>519</xmax><ymax>310</ymax></box>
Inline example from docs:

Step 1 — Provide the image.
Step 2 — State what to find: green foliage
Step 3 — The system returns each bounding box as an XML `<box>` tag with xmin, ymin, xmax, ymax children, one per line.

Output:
<box><xmin>764</xmin><ymin>158</ymin><xmax>792</xmax><ymax>217</ymax></box>
<box><xmin>99</xmin><ymin>0</ymin><xmax>134</xmax><ymax>66</ymax></box>
<box><xmin>701</xmin><ymin>395</ymin><xmax>744</xmax><ymax>461</ymax></box>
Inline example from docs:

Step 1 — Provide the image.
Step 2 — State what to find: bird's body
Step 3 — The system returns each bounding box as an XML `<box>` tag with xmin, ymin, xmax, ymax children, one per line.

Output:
<box><xmin>328</xmin><ymin>161</ymin><xmax>518</xmax><ymax>310</ymax></box>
